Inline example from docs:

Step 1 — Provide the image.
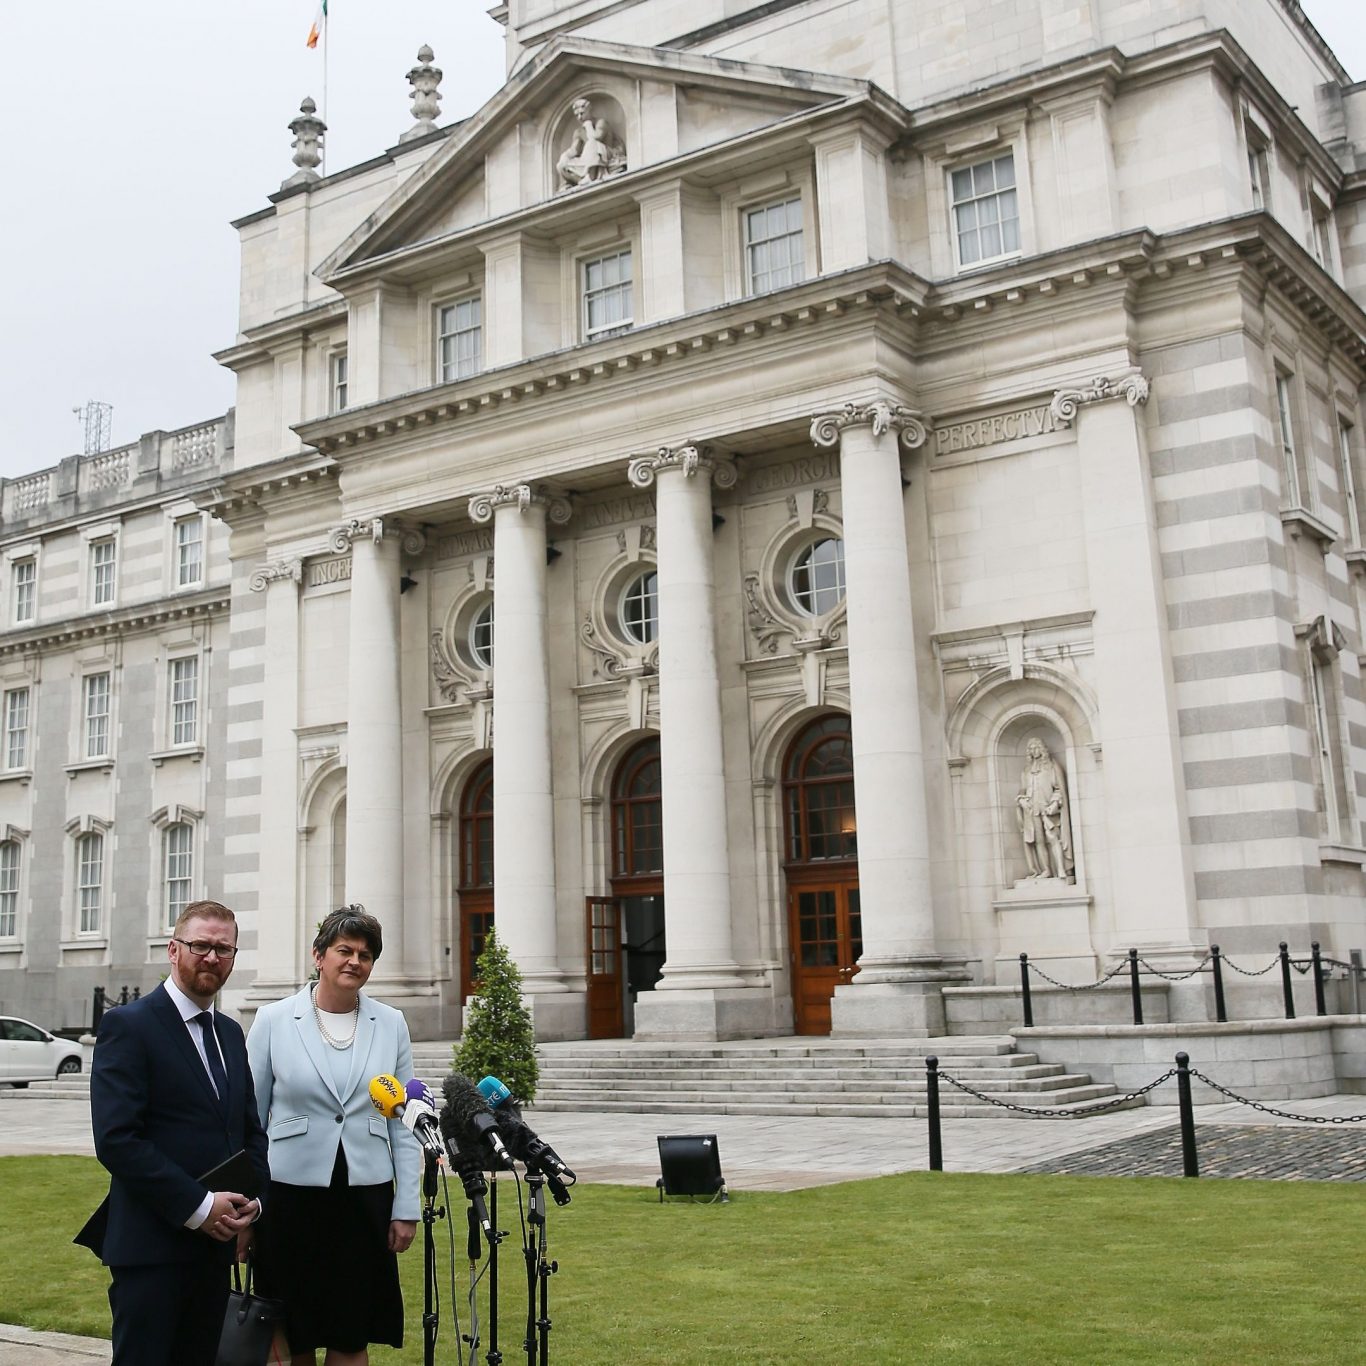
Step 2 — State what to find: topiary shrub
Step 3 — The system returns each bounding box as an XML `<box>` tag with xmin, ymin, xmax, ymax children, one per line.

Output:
<box><xmin>454</xmin><ymin>927</ymin><xmax>539</xmax><ymax>1103</ymax></box>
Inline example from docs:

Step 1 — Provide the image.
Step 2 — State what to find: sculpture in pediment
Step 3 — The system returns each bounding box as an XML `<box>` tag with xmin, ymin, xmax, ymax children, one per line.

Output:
<box><xmin>556</xmin><ymin>96</ymin><xmax>626</xmax><ymax>191</ymax></box>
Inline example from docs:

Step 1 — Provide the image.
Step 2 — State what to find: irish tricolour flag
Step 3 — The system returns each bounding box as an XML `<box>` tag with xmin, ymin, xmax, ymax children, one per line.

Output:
<box><xmin>306</xmin><ymin>0</ymin><xmax>327</xmax><ymax>48</ymax></box>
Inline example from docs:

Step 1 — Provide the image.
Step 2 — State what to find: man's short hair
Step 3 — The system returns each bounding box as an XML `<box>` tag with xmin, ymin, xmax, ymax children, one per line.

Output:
<box><xmin>173</xmin><ymin>900</ymin><xmax>237</xmax><ymax>937</ymax></box>
<box><xmin>313</xmin><ymin>905</ymin><xmax>383</xmax><ymax>960</ymax></box>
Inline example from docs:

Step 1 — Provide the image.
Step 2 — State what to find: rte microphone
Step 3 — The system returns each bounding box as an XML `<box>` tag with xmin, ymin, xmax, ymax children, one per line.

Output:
<box><xmin>477</xmin><ymin>1074</ymin><xmax>577</xmax><ymax>1183</ymax></box>
<box><xmin>367</xmin><ymin>1074</ymin><xmax>444</xmax><ymax>1159</ymax></box>
<box><xmin>439</xmin><ymin>1073</ymin><xmax>515</xmax><ymax>1170</ymax></box>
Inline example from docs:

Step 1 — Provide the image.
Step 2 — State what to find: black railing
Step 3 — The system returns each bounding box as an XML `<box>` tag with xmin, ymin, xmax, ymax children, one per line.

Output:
<box><xmin>1014</xmin><ymin>942</ymin><xmax>1359</xmax><ymax>1028</ymax></box>
<box><xmin>90</xmin><ymin>984</ymin><xmax>140</xmax><ymax>1032</ymax></box>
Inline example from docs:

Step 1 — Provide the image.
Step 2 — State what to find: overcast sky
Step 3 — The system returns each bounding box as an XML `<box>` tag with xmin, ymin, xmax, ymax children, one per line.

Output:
<box><xmin>0</xmin><ymin>0</ymin><xmax>1361</xmax><ymax>480</ymax></box>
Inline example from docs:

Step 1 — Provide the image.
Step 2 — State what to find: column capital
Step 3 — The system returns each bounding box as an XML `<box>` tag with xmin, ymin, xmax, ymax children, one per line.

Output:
<box><xmin>467</xmin><ymin>484</ymin><xmax>572</xmax><ymax>526</ymax></box>
<box><xmin>1049</xmin><ymin>371</ymin><xmax>1150</xmax><ymax>426</ymax></box>
<box><xmin>627</xmin><ymin>443</ymin><xmax>738</xmax><ymax>490</ymax></box>
<box><xmin>810</xmin><ymin>402</ymin><xmax>927</xmax><ymax>450</ymax></box>
<box><xmin>329</xmin><ymin>517</ymin><xmax>427</xmax><ymax>556</ymax></box>
<box><xmin>248</xmin><ymin>557</ymin><xmax>302</xmax><ymax>593</ymax></box>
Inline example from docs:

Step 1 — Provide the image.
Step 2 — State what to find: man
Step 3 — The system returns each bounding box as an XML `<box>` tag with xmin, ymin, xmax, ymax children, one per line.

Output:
<box><xmin>1015</xmin><ymin>737</ymin><xmax>1075</xmax><ymax>882</ymax></box>
<box><xmin>81</xmin><ymin>900</ymin><xmax>270</xmax><ymax>1366</ymax></box>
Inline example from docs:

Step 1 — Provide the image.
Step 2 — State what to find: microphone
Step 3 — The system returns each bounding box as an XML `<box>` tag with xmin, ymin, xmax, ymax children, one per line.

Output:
<box><xmin>476</xmin><ymin>1074</ymin><xmax>576</xmax><ymax>1183</ymax></box>
<box><xmin>368</xmin><ymin>1074</ymin><xmax>444</xmax><ymax>1159</ymax></box>
<box><xmin>439</xmin><ymin>1073</ymin><xmax>514</xmax><ymax>1170</ymax></box>
<box><xmin>436</xmin><ymin>1091</ymin><xmax>494</xmax><ymax>1242</ymax></box>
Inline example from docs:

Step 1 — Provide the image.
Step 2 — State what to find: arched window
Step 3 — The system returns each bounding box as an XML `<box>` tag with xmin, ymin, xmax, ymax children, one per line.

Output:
<box><xmin>618</xmin><ymin>571</ymin><xmax>658</xmax><ymax>644</ymax></box>
<box><xmin>783</xmin><ymin>714</ymin><xmax>856</xmax><ymax>864</ymax></box>
<box><xmin>789</xmin><ymin>538</ymin><xmax>846</xmax><ymax>616</ymax></box>
<box><xmin>469</xmin><ymin>600</ymin><xmax>494</xmax><ymax>670</ymax></box>
<box><xmin>459</xmin><ymin>760</ymin><xmax>494</xmax><ymax>889</ymax></box>
<box><xmin>612</xmin><ymin>738</ymin><xmax>662</xmax><ymax>878</ymax></box>
<box><xmin>163</xmin><ymin>822</ymin><xmax>194</xmax><ymax>931</ymax></box>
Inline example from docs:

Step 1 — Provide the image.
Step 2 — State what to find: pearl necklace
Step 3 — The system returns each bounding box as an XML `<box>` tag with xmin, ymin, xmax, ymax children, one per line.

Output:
<box><xmin>312</xmin><ymin>985</ymin><xmax>360</xmax><ymax>1050</ymax></box>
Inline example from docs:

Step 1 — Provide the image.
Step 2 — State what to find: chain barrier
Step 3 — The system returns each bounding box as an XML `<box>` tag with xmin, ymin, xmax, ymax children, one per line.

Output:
<box><xmin>1218</xmin><ymin>953</ymin><xmax>1280</xmax><ymax>977</ymax></box>
<box><xmin>934</xmin><ymin>1066</ymin><xmax>1178</xmax><ymax>1118</ymax></box>
<box><xmin>1026</xmin><ymin>959</ymin><xmax>1128</xmax><ymax>991</ymax></box>
<box><xmin>1134</xmin><ymin>953</ymin><xmax>1212</xmax><ymax>981</ymax></box>
<box><xmin>1187</xmin><ymin>1069</ymin><xmax>1366</xmax><ymax>1125</ymax></box>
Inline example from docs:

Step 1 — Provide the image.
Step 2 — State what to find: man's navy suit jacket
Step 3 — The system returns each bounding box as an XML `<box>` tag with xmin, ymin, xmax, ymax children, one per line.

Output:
<box><xmin>83</xmin><ymin>983</ymin><xmax>270</xmax><ymax>1267</ymax></box>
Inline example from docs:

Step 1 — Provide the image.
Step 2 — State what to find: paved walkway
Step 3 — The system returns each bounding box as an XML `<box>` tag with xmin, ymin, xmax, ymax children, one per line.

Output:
<box><xmin>3</xmin><ymin>1090</ymin><xmax>1364</xmax><ymax>1364</ymax></box>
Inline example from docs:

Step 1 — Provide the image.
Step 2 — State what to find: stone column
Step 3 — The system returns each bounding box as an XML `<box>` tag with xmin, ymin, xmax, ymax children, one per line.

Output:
<box><xmin>627</xmin><ymin>446</ymin><xmax>750</xmax><ymax>1040</ymax></box>
<box><xmin>245</xmin><ymin>558</ymin><xmax>303</xmax><ymax>998</ymax></box>
<box><xmin>468</xmin><ymin>485</ymin><xmax>572</xmax><ymax>1011</ymax></box>
<box><xmin>1050</xmin><ymin>373</ymin><xmax>1198</xmax><ymax>956</ymax></box>
<box><xmin>333</xmin><ymin>517</ymin><xmax>422</xmax><ymax>976</ymax></box>
<box><xmin>810</xmin><ymin>401</ymin><xmax>952</xmax><ymax>1035</ymax></box>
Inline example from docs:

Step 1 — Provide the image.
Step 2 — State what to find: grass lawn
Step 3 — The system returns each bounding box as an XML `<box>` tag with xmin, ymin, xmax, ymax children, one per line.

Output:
<box><xmin>3</xmin><ymin>1154</ymin><xmax>1360</xmax><ymax>1364</ymax></box>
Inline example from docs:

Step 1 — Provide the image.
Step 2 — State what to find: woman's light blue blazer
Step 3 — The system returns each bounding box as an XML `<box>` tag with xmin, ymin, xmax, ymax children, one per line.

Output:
<box><xmin>246</xmin><ymin>985</ymin><xmax>421</xmax><ymax>1221</ymax></box>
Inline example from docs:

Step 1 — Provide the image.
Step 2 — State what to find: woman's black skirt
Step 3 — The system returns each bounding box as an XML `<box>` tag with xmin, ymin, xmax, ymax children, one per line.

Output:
<box><xmin>253</xmin><ymin>1144</ymin><xmax>404</xmax><ymax>1354</ymax></box>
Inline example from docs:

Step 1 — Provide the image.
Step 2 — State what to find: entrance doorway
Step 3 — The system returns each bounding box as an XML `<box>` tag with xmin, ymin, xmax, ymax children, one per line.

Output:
<box><xmin>783</xmin><ymin>715</ymin><xmax>860</xmax><ymax>1034</ymax></box>
<box><xmin>586</xmin><ymin>737</ymin><xmax>665</xmax><ymax>1038</ymax></box>
<box><xmin>457</xmin><ymin>759</ymin><xmax>494</xmax><ymax>1003</ymax></box>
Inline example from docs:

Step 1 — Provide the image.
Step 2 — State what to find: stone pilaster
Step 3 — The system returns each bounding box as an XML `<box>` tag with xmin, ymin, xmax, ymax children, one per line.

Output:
<box><xmin>810</xmin><ymin>402</ymin><xmax>957</xmax><ymax>1035</ymax></box>
<box><xmin>1049</xmin><ymin>372</ymin><xmax>1199</xmax><ymax>957</ymax></box>
<box><xmin>467</xmin><ymin>485</ymin><xmax>575</xmax><ymax>1023</ymax></box>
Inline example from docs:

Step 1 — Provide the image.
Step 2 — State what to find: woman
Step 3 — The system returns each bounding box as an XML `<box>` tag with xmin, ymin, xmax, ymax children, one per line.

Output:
<box><xmin>247</xmin><ymin>906</ymin><xmax>421</xmax><ymax>1366</ymax></box>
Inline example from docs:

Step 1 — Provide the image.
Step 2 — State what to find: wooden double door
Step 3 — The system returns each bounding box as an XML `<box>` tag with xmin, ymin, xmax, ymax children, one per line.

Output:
<box><xmin>787</xmin><ymin>872</ymin><xmax>862</xmax><ymax>1035</ymax></box>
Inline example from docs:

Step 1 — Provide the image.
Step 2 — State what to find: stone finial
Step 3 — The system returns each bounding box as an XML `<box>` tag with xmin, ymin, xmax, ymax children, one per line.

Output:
<box><xmin>401</xmin><ymin>45</ymin><xmax>443</xmax><ymax>143</ymax></box>
<box><xmin>282</xmin><ymin>97</ymin><xmax>326</xmax><ymax>190</ymax></box>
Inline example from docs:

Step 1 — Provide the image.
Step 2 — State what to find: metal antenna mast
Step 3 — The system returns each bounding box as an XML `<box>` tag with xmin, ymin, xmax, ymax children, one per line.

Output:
<box><xmin>72</xmin><ymin>401</ymin><xmax>113</xmax><ymax>455</ymax></box>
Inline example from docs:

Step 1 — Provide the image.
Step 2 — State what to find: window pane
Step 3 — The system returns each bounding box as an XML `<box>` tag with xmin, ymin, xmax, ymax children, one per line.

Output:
<box><xmin>791</xmin><ymin>538</ymin><xmax>846</xmax><ymax>616</ymax></box>
<box><xmin>165</xmin><ymin>823</ymin><xmax>193</xmax><ymax>930</ymax></box>
<box><xmin>469</xmin><ymin>601</ymin><xmax>494</xmax><ymax>669</ymax></box>
<box><xmin>439</xmin><ymin>298</ymin><xmax>483</xmax><ymax>381</ymax></box>
<box><xmin>84</xmin><ymin>673</ymin><xmax>110</xmax><ymax>758</ymax></box>
<box><xmin>91</xmin><ymin>540</ymin><xmax>116</xmax><ymax>606</ymax></box>
<box><xmin>620</xmin><ymin>572</ymin><xmax>658</xmax><ymax>644</ymax></box>
<box><xmin>0</xmin><ymin>841</ymin><xmax>17</xmax><ymax>937</ymax></box>
<box><xmin>171</xmin><ymin>656</ymin><xmax>198</xmax><ymax>745</ymax></box>
<box><xmin>78</xmin><ymin>833</ymin><xmax>103</xmax><ymax>933</ymax></box>
<box><xmin>13</xmin><ymin>560</ymin><xmax>35</xmax><ymax>623</ymax></box>
<box><xmin>746</xmin><ymin>196</ymin><xmax>804</xmax><ymax>295</ymax></box>
<box><xmin>951</xmin><ymin>153</ymin><xmax>1020</xmax><ymax>268</ymax></box>
<box><xmin>176</xmin><ymin>518</ymin><xmax>203</xmax><ymax>586</ymax></box>
<box><xmin>5</xmin><ymin>688</ymin><xmax>28</xmax><ymax>770</ymax></box>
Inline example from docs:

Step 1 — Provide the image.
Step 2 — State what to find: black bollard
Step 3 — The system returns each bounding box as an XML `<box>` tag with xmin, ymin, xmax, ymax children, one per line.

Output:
<box><xmin>1210</xmin><ymin>946</ymin><xmax>1227</xmax><ymax>1023</ymax></box>
<box><xmin>1279</xmin><ymin>942</ymin><xmax>1295</xmax><ymax>1019</ymax></box>
<box><xmin>1129</xmin><ymin>948</ymin><xmax>1144</xmax><ymax>1025</ymax></box>
<box><xmin>1175</xmin><ymin>1052</ymin><xmax>1198</xmax><ymax>1177</ymax></box>
<box><xmin>91</xmin><ymin>985</ymin><xmax>105</xmax><ymax>1033</ymax></box>
<box><xmin>1311</xmin><ymin>942</ymin><xmax>1327</xmax><ymax>1017</ymax></box>
<box><xmin>118</xmin><ymin>985</ymin><xmax>130</xmax><ymax>1006</ymax></box>
<box><xmin>1019</xmin><ymin>953</ymin><xmax>1033</xmax><ymax>1028</ymax></box>
<box><xmin>926</xmin><ymin>1056</ymin><xmax>943</xmax><ymax>1172</ymax></box>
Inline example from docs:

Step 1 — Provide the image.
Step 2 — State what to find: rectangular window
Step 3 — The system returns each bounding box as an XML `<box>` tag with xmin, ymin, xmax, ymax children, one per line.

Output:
<box><xmin>1340</xmin><ymin>421</ymin><xmax>1361</xmax><ymax>547</ymax></box>
<box><xmin>582</xmin><ymin>250</ymin><xmax>633</xmax><ymax>340</ymax></box>
<box><xmin>0</xmin><ymin>842</ymin><xmax>17</xmax><ymax>938</ymax></box>
<box><xmin>744</xmin><ymin>197</ymin><xmax>805</xmax><ymax>295</ymax></box>
<box><xmin>1310</xmin><ymin>658</ymin><xmax>1345</xmax><ymax>838</ymax></box>
<box><xmin>331</xmin><ymin>352</ymin><xmax>349</xmax><ymax>412</ymax></box>
<box><xmin>175</xmin><ymin>516</ymin><xmax>204</xmax><ymax>588</ymax></box>
<box><xmin>170</xmin><ymin>656</ymin><xmax>198</xmax><ymax>746</ymax></box>
<box><xmin>4</xmin><ymin>688</ymin><xmax>28</xmax><ymax>770</ymax></box>
<box><xmin>77</xmin><ymin>832</ymin><xmax>103</xmax><ymax>934</ymax></box>
<box><xmin>84</xmin><ymin>672</ymin><xmax>111</xmax><ymax>759</ymax></box>
<box><xmin>164</xmin><ymin>824</ymin><xmax>193</xmax><ymax>931</ymax></box>
<box><xmin>438</xmin><ymin>298</ymin><xmax>482</xmax><ymax>382</ymax></box>
<box><xmin>1275</xmin><ymin>371</ymin><xmax>1307</xmax><ymax>508</ymax></box>
<box><xmin>1311</xmin><ymin>205</ymin><xmax>1335</xmax><ymax>274</ymax></box>
<box><xmin>951</xmin><ymin>153</ymin><xmax>1020</xmax><ymax>268</ymax></box>
<box><xmin>90</xmin><ymin>539</ymin><xmax>116</xmax><ymax>607</ymax></box>
<box><xmin>12</xmin><ymin>558</ymin><xmax>35</xmax><ymax>625</ymax></box>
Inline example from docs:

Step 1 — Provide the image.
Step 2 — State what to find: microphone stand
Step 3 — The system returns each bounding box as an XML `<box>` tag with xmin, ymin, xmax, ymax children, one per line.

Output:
<box><xmin>486</xmin><ymin>1173</ymin><xmax>503</xmax><ymax>1366</ymax></box>
<box><xmin>522</xmin><ymin>1165</ymin><xmax>565</xmax><ymax>1366</ymax></box>
<box><xmin>419</xmin><ymin>1147</ymin><xmax>444</xmax><ymax>1366</ymax></box>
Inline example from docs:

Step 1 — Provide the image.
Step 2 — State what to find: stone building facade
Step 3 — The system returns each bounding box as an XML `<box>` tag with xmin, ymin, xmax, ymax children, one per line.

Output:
<box><xmin>4</xmin><ymin>0</ymin><xmax>1366</xmax><ymax>1041</ymax></box>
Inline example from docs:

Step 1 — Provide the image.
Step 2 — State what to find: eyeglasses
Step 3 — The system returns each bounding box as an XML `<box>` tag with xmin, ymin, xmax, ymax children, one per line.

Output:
<box><xmin>173</xmin><ymin>938</ymin><xmax>238</xmax><ymax>960</ymax></box>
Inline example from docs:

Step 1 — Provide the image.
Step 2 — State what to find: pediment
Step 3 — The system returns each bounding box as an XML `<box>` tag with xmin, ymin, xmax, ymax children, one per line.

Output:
<box><xmin>319</xmin><ymin>36</ymin><xmax>876</xmax><ymax>280</ymax></box>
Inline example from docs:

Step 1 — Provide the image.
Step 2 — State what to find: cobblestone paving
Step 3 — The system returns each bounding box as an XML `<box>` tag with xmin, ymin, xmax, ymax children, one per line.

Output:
<box><xmin>1018</xmin><ymin>1123</ymin><xmax>1366</xmax><ymax>1181</ymax></box>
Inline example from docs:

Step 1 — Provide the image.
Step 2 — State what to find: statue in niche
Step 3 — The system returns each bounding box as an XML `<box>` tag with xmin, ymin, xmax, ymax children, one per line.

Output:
<box><xmin>1014</xmin><ymin>738</ymin><xmax>1075</xmax><ymax>883</ymax></box>
<box><xmin>556</xmin><ymin>97</ymin><xmax>626</xmax><ymax>190</ymax></box>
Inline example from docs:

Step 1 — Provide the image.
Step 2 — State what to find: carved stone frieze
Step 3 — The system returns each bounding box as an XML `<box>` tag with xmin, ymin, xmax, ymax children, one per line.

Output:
<box><xmin>1048</xmin><ymin>372</ymin><xmax>1150</xmax><ymax>426</ymax></box>
<box><xmin>742</xmin><ymin>574</ymin><xmax>786</xmax><ymax>656</ymax></box>
<box><xmin>467</xmin><ymin>484</ymin><xmax>572</xmax><ymax>526</ymax></box>
<box><xmin>627</xmin><ymin>444</ymin><xmax>738</xmax><ymax>489</ymax></box>
<box><xmin>810</xmin><ymin>402</ymin><xmax>928</xmax><ymax>449</ymax></box>
<box><xmin>248</xmin><ymin>558</ymin><xmax>303</xmax><ymax>593</ymax></box>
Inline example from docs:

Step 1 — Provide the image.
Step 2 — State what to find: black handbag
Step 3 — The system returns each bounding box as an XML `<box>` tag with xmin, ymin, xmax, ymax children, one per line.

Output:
<box><xmin>215</xmin><ymin>1254</ymin><xmax>284</xmax><ymax>1366</ymax></box>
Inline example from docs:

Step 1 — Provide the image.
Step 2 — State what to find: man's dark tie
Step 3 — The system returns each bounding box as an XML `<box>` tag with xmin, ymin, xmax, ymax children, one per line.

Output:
<box><xmin>194</xmin><ymin>1011</ymin><xmax>228</xmax><ymax>1107</ymax></box>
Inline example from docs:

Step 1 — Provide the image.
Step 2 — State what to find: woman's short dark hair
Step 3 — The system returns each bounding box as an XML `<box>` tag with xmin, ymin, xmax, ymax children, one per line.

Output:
<box><xmin>313</xmin><ymin>905</ymin><xmax>383</xmax><ymax>959</ymax></box>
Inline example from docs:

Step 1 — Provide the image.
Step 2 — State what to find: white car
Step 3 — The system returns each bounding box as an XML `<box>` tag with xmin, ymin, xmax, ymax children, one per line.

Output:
<box><xmin>0</xmin><ymin>1016</ymin><xmax>83</xmax><ymax>1086</ymax></box>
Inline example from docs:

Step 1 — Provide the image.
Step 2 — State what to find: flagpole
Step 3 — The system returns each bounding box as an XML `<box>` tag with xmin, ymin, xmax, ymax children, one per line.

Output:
<box><xmin>322</xmin><ymin>10</ymin><xmax>329</xmax><ymax>175</ymax></box>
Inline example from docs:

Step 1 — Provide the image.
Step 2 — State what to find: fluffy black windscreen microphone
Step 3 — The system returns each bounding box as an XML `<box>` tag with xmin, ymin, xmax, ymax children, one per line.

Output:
<box><xmin>439</xmin><ymin>1073</ymin><xmax>514</xmax><ymax>1170</ymax></box>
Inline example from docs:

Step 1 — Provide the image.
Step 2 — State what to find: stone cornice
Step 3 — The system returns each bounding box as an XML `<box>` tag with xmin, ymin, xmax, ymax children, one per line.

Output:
<box><xmin>0</xmin><ymin>587</ymin><xmax>229</xmax><ymax>660</ymax></box>
<box><xmin>202</xmin><ymin>452</ymin><xmax>339</xmax><ymax>525</ymax></box>
<box><xmin>214</xmin><ymin>299</ymin><xmax>349</xmax><ymax>371</ymax></box>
